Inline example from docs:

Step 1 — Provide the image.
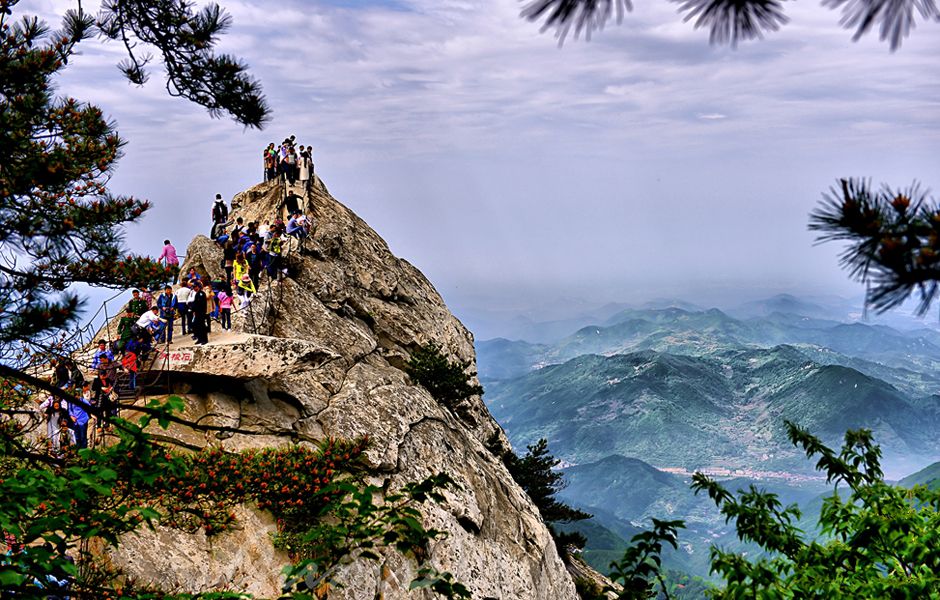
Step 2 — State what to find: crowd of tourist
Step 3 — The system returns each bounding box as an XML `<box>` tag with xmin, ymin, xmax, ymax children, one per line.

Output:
<box><xmin>37</xmin><ymin>287</ymin><xmax>187</xmax><ymax>454</ymax></box>
<box><xmin>35</xmin><ymin>137</ymin><xmax>319</xmax><ymax>455</ymax></box>
<box><xmin>210</xmin><ymin>172</ymin><xmax>314</xmax><ymax>309</ymax></box>
<box><xmin>263</xmin><ymin>135</ymin><xmax>314</xmax><ymax>189</ymax></box>
<box><xmin>38</xmin><ymin>275</ymin><xmax>230</xmax><ymax>452</ymax></box>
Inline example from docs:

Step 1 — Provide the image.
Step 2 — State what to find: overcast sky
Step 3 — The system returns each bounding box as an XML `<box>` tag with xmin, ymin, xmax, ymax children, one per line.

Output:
<box><xmin>21</xmin><ymin>0</ymin><xmax>940</xmax><ymax>325</ymax></box>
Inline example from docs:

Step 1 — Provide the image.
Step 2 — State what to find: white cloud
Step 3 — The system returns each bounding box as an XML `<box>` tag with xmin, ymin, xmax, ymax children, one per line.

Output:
<box><xmin>12</xmin><ymin>0</ymin><xmax>940</xmax><ymax>310</ymax></box>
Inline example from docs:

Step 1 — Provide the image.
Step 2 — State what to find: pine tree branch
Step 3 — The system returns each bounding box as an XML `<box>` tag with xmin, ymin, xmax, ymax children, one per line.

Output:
<box><xmin>809</xmin><ymin>177</ymin><xmax>940</xmax><ymax>316</ymax></box>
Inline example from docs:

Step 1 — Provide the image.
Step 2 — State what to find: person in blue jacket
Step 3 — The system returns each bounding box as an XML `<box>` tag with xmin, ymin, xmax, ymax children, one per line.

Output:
<box><xmin>90</xmin><ymin>340</ymin><xmax>113</xmax><ymax>370</ymax></box>
<box><xmin>156</xmin><ymin>285</ymin><xmax>178</xmax><ymax>343</ymax></box>
<box><xmin>68</xmin><ymin>392</ymin><xmax>90</xmax><ymax>450</ymax></box>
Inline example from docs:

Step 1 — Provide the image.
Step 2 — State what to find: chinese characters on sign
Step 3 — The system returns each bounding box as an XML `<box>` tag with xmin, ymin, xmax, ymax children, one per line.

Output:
<box><xmin>157</xmin><ymin>350</ymin><xmax>194</xmax><ymax>367</ymax></box>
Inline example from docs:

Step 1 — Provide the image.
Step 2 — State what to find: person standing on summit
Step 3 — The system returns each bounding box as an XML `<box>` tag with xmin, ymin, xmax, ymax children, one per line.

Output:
<box><xmin>211</xmin><ymin>194</ymin><xmax>228</xmax><ymax>235</ymax></box>
<box><xmin>298</xmin><ymin>145</ymin><xmax>311</xmax><ymax>190</ymax></box>
<box><xmin>158</xmin><ymin>239</ymin><xmax>179</xmax><ymax>283</ymax></box>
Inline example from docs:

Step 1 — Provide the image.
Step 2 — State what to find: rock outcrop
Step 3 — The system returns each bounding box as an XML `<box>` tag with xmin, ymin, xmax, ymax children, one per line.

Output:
<box><xmin>110</xmin><ymin>177</ymin><xmax>578</xmax><ymax>599</ymax></box>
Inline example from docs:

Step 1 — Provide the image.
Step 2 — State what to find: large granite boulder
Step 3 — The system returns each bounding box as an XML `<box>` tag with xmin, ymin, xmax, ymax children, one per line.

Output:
<box><xmin>112</xmin><ymin>177</ymin><xmax>578</xmax><ymax>599</ymax></box>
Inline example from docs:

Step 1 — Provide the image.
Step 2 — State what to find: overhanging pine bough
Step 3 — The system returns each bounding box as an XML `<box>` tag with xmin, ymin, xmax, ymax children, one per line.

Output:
<box><xmin>809</xmin><ymin>177</ymin><xmax>940</xmax><ymax>317</ymax></box>
<box><xmin>521</xmin><ymin>0</ymin><xmax>937</xmax><ymax>48</ymax></box>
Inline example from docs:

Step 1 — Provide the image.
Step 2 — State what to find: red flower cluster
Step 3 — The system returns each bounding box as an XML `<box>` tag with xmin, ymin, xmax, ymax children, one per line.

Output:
<box><xmin>149</xmin><ymin>438</ymin><xmax>368</xmax><ymax>536</ymax></box>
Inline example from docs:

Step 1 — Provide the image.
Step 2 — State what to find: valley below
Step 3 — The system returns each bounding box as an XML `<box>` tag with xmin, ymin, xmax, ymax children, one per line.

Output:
<box><xmin>473</xmin><ymin>294</ymin><xmax>940</xmax><ymax>585</ymax></box>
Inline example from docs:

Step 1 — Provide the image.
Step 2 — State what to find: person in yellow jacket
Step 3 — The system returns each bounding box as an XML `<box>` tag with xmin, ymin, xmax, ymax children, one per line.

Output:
<box><xmin>233</xmin><ymin>253</ymin><xmax>249</xmax><ymax>286</ymax></box>
<box><xmin>235</xmin><ymin>274</ymin><xmax>256</xmax><ymax>311</ymax></box>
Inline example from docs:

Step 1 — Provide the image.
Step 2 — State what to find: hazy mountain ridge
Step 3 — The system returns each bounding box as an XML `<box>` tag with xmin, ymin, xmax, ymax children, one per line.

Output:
<box><xmin>726</xmin><ymin>293</ymin><xmax>850</xmax><ymax>321</ymax></box>
<box><xmin>486</xmin><ymin>347</ymin><xmax>940</xmax><ymax>475</ymax></box>
<box><xmin>899</xmin><ymin>461</ymin><xmax>940</xmax><ymax>490</ymax></box>
<box><xmin>479</xmin><ymin>305</ymin><xmax>940</xmax><ymax>383</ymax></box>
<box><xmin>560</xmin><ymin>455</ymin><xmax>704</xmax><ymax>523</ymax></box>
<box><xmin>556</xmin><ymin>453</ymin><xmax>831</xmax><ymax>577</ymax></box>
<box><xmin>476</xmin><ymin>296</ymin><xmax>940</xmax><ymax>582</ymax></box>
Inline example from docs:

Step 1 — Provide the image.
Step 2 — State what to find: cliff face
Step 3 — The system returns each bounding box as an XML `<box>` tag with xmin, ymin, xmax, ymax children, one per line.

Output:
<box><xmin>111</xmin><ymin>178</ymin><xmax>578</xmax><ymax>599</ymax></box>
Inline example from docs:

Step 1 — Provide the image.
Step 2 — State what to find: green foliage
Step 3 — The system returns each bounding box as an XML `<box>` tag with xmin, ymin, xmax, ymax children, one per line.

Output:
<box><xmin>497</xmin><ymin>438</ymin><xmax>592</xmax><ymax>525</ymax></box>
<box><xmin>574</xmin><ymin>576</ymin><xmax>608</xmax><ymax>600</ymax></box>
<box><xmin>406</xmin><ymin>343</ymin><xmax>483</xmax><ymax>408</ymax></box>
<box><xmin>489</xmin><ymin>434</ymin><xmax>592</xmax><ymax>564</ymax></box>
<box><xmin>280</xmin><ymin>473</ymin><xmax>470</xmax><ymax>598</ymax></box>
<box><xmin>602</xmin><ymin>422</ymin><xmax>940</xmax><ymax>598</ymax></box>
<box><xmin>608</xmin><ymin>518</ymin><xmax>685</xmax><ymax>600</ymax></box>
<box><xmin>552</xmin><ymin>527</ymin><xmax>588</xmax><ymax>553</ymax></box>
<box><xmin>1</xmin><ymin>7</ymin><xmax>150</xmax><ymax>353</ymax></box>
<box><xmin>96</xmin><ymin>0</ymin><xmax>269</xmax><ymax>127</ymax></box>
<box><xmin>0</xmin><ymin>395</ymin><xmax>187</xmax><ymax>597</ymax></box>
<box><xmin>521</xmin><ymin>0</ymin><xmax>924</xmax><ymax>49</ymax></box>
<box><xmin>689</xmin><ymin>421</ymin><xmax>940</xmax><ymax>598</ymax></box>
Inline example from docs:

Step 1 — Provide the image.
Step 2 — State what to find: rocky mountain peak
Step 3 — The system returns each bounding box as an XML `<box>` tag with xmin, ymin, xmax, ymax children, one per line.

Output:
<box><xmin>112</xmin><ymin>176</ymin><xmax>578</xmax><ymax>599</ymax></box>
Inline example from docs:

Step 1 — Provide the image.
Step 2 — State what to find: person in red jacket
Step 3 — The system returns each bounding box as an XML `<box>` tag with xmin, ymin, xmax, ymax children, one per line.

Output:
<box><xmin>122</xmin><ymin>349</ymin><xmax>138</xmax><ymax>390</ymax></box>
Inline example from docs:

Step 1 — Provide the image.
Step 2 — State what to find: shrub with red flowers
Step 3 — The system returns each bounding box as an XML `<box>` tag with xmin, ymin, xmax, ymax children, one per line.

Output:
<box><xmin>101</xmin><ymin>434</ymin><xmax>469</xmax><ymax>598</ymax></box>
<box><xmin>130</xmin><ymin>437</ymin><xmax>470</xmax><ymax>597</ymax></box>
<box><xmin>145</xmin><ymin>439</ymin><xmax>368</xmax><ymax>537</ymax></box>
<box><xmin>0</xmin><ymin>386</ymin><xmax>469</xmax><ymax>598</ymax></box>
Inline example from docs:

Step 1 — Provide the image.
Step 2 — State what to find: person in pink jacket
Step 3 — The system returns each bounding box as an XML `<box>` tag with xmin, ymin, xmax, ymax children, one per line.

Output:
<box><xmin>158</xmin><ymin>239</ymin><xmax>180</xmax><ymax>283</ymax></box>
<box><xmin>217</xmin><ymin>288</ymin><xmax>233</xmax><ymax>330</ymax></box>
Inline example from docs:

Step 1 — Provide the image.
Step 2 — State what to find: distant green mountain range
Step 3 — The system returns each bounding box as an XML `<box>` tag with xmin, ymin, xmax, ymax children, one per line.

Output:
<box><xmin>486</xmin><ymin>347</ymin><xmax>940</xmax><ymax>474</ymax></box>
<box><xmin>479</xmin><ymin>306</ymin><xmax>940</xmax><ymax>386</ymax></box>
<box><xmin>899</xmin><ymin>460</ymin><xmax>940</xmax><ymax>490</ymax></box>
<box><xmin>476</xmin><ymin>297</ymin><xmax>940</xmax><ymax>582</ymax></box>
<box><xmin>561</xmin><ymin>454</ymin><xmax>699</xmax><ymax>521</ymax></box>
<box><xmin>555</xmin><ymin>452</ymin><xmax>829</xmax><ymax>578</ymax></box>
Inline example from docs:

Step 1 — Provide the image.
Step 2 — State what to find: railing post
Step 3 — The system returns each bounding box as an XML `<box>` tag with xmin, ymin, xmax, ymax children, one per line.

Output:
<box><xmin>103</xmin><ymin>301</ymin><xmax>111</xmax><ymax>347</ymax></box>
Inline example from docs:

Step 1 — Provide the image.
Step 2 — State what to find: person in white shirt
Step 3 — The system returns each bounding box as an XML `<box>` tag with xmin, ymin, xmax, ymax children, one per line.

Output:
<box><xmin>136</xmin><ymin>306</ymin><xmax>166</xmax><ymax>336</ymax></box>
<box><xmin>296</xmin><ymin>213</ymin><xmax>312</xmax><ymax>234</ymax></box>
<box><xmin>175</xmin><ymin>280</ymin><xmax>193</xmax><ymax>336</ymax></box>
<box><xmin>37</xmin><ymin>395</ymin><xmax>68</xmax><ymax>451</ymax></box>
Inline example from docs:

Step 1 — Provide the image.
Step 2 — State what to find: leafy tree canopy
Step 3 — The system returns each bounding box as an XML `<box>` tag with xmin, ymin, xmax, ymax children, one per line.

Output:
<box><xmin>692</xmin><ymin>422</ymin><xmax>940</xmax><ymax>597</ymax></box>
<box><xmin>610</xmin><ymin>422</ymin><xmax>940</xmax><ymax>598</ymax></box>
<box><xmin>501</xmin><ymin>438</ymin><xmax>592</xmax><ymax>524</ymax></box>
<box><xmin>487</xmin><ymin>434</ymin><xmax>591</xmax><ymax>563</ymax></box>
